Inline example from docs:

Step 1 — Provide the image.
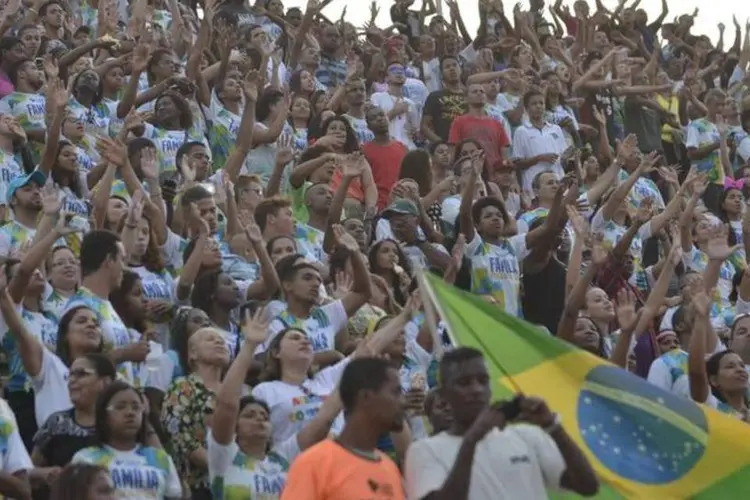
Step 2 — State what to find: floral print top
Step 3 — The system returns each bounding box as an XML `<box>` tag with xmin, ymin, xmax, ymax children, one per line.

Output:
<box><xmin>160</xmin><ymin>373</ymin><xmax>216</xmax><ymax>490</ymax></box>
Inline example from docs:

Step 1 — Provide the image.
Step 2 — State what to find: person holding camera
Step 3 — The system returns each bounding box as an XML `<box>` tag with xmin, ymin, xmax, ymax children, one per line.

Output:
<box><xmin>404</xmin><ymin>347</ymin><xmax>599</xmax><ymax>500</ymax></box>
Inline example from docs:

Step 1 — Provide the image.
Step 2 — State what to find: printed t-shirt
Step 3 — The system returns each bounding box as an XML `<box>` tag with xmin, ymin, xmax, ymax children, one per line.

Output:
<box><xmin>251</xmin><ymin>356</ymin><xmax>350</xmax><ymax>447</ymax></box>
<box><xmin>281</xmin><ymin>439</ymin><xmax>404</xmax><ymax>500</ymax></box>
<box><xmin>207</xmin><ymin>430</ymin><xmax>300</xmax><ymax>499</ymax></box>
<box><xmin>467</xmin><ymin>233</ymin><xmax>529</xmax><ymax>317</ymax></box>
<box><xmin>73</xmin><ymin>444</ymin><xmax>181</xmax><ymax>499</ymax></box>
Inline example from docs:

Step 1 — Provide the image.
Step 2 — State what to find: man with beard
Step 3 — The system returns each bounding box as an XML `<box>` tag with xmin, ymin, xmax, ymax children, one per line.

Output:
<box><xmin>316</xmin><ymin>24</ymin><xmax>347</xmax><ymax>89</ymax></box>
<box><xmin>282</xmin><ymin>357</ymin><xmax>406</xmax><ymax>500</ymax></box>
<box><xmin>0</xmin><ymin>170</ymin><xmax>47</xmax><ymax>258</ymax></box>
<box><xmin>405</xmin><ymin>347</ymin><xmax>599</xmax><ymax>500</ymax></box>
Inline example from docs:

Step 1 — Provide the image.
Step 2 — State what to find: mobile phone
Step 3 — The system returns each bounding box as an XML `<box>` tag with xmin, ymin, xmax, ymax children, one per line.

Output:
<box><xmin>498</xmin><ymin>395</ymin><xmax>523</xmax><ymax>420</ymax></box>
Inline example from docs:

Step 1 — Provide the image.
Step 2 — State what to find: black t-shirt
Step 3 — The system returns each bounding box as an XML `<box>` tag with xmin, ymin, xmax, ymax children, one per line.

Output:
<box><xmin>215</xmin><ymin>2</ymin><xmax>257</xmax><ymax>29</ymax></box>
<box><xmin>33</xmin><ymin>408</ymin><xmax>96</xmax><ymax>466</ymax></box>
<box><xmin>522</xmin><ymin>257</ymin><xmax>566</xmax><ymax>335</ymax></box>
<box><xmin>424</xmin><ymin>89</ymin><xmax>468</xmax><ymax>142</ymax></box>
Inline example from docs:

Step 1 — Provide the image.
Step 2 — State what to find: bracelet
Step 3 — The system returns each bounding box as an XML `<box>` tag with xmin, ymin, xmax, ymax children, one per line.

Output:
<box><xmin>543</xmin><ymin>413</ymin><xmax>562</xmax><ymax>434</ymax></box>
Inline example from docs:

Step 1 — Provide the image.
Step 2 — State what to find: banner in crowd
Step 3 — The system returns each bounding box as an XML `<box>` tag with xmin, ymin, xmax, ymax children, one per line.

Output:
<box><xmin>422</xmin><ymin>274</ymin><xmax>750</xmax><ymax>500</ymax></box>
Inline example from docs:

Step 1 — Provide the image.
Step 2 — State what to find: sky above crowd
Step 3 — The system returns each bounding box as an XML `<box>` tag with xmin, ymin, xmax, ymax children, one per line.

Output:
<box><xmin>282</xmin><ymin>0</ymin><xmax>747</xmax><ymax>44</ymax></box>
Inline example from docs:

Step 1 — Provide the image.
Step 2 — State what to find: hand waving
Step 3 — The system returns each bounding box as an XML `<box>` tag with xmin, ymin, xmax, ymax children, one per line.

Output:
<box><xmin>241</xmin><ymin>307</ymin><xmax>269</xmax><ymax>345</ymax></box>
<box><xmin>332</xmin><ymin>224</ymin><xmax>359</xmax><ymax>252</ymax></box>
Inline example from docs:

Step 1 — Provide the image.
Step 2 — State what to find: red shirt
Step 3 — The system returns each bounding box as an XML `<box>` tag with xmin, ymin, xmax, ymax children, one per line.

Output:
<box><xmin>448</xmin><ymin>114</ymin><xmax>510</xmax><ymax>176</ymax></box>
<box><xmin>362</xmin><ymin>140</ymin><xmax>408</xmax><ymax>210</ymax></box>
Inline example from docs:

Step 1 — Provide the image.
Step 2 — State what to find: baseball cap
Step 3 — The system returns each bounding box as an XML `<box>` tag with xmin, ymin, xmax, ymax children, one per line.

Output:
<box><xmin>7</xmin><ymin>170</ymin><xmax>46</xmax><ymax>203</ymax></box>
<box><xmin>384</xmin><ymin>199</ymin><xmax>419</xmax><ymax>217</ymax></box>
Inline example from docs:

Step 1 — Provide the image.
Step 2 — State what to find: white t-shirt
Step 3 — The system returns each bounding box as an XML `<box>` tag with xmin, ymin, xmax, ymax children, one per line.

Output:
<box><xmin>73</xmin><ymin>444</ymin><xmax>182</xmax><ymax>499</ymax></box>
<box><xmin>405</xmin><ymin>425</ymin><xmax>565</xmax><ymax>500</ymax></box>
<box><xmin>251</xmin><ymin>356</ymin><xmax>350</xmax><ymax>447</ymax></box>
<box><xmin>370</xmin><ymin>92</ymin><xmax>420</xmax><ymax>150</ymax></box>
<box><xmin>259</xmin><ymin>299</ymin><xmax>348</xmax><ymax>354</ymax></box>
<box><xmin>467</xmin><ymin>233</ymin><xmax>529</xmax><ymax>317</ymax></box>
<box><xmin>0</xmin><ymin>409</ymin><xmax>32</xmax><ymax>477</ymax></box>
<box><xmin>32</xmin><ymin>347</ymin><xmax>71</xmax><ymax>427</ymax></box>
<box><xmin>511</xmin><ymin>121</ymin><xmax>568</xmax><ymax>193</ymax></box>
<box><xmin>207</xmin><ymin>430</ymin><xmax>300</xmax><ymax>499</ymax></box>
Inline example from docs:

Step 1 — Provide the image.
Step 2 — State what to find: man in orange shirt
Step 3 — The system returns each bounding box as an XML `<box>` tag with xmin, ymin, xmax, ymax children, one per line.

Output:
<box><xmin>281</xmin><ymin>357</ymin><xmax>406</xmax><ymax>500</ymax></box>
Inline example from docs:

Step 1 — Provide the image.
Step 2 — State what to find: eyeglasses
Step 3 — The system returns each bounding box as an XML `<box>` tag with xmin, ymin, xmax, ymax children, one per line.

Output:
<box><xmin>68</xmin><ymin>367</ymin><xmax>96</xmax><ymax>379</ymax></box>
<box><xmin>107</xmin><ymin>403</ymin><xmax>145</xmax><ymax>414</ymax></box>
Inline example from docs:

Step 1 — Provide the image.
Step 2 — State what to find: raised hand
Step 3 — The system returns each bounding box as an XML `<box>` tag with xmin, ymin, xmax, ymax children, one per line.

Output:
<box><xmin>54</xmin><ymin>212</ymin><xmax>83</xmax><ymax>236</ymax></box>
<box><xmin>126</xmin><ymin>190</ymin><xmax>146</xmax><ymax>226</ymax></box>
<box><xmin>591</xmin><ymin>234</ymin><xmax>609</xmax><ymax>266</ymax></box>
<box><xmin>276</xmin><ymin>133</ymin><xmax>295</xmax><ymax>164</ymax></box>
<box><xmin>566</xmin><ymin>206</ymin><xmax>588</xmax><ymax>238</ymax></box>
<box><xmin>617</xmin><ymin>133</ymin><xmax>638</xmax><ymax>159</ymax></box>
<box><xmin>140</xmin><ymin>148</ymin><xmax>158</xmax><ymax>180</ymax></box>
<box><xmin>668</xmin><ymin>238</ymin><xmax>683</xmax><ymax>266</ymax></box>
<box><xmin>42</xmin><ymin>184</ymin><xmax>61</xmax><ymax>216</ymax></box>
<box><xmin>332</xmin><ymin>270</ymin><xmax>353</xmax><ymax>299</ymax></box>
<box><xmin>243</xmin><ymin>220</ymin><xmax>263</xmax><ymax>244</ymax></box>
<box><xmin>639</xmin><ymin>151</ymin><xmax>661</xmax><ymax>173</ymax></box>
<box><xmin>451</xmin><ymin>233</ymin><xmax>467</xmax><ymax>267</ymax></box>
<box><xmin>132</xmin><ymin>43</ymin><xmax>151</xmax><ymax>74</ymax></box>
<box><xmin>179</xmin><ymin>155</ymin><xmax>196</xmax><ymax>184</ymax></box>
<box><xmin>242</xmin><ymin>70</ymin><xmax>260</xmax><ymax>102</ymax></box>
<box><xmin>190</xmin><ymin>202</ymin><xmax>210</xmax><ymax>236</ymax></box>
<box><xmin>342</xmin><ymin>152</ymin><xmax>366</xmax><ymax>177</ymax></box>
<box><xmin>96</xmin><ymin>136</ymin><xmax>127</xmax><ymax>167</ymax></box>
<box><xmin>635</xmin><ymin>197</ymin><xmax>654</xmax><ymax>224</ymax></box>
<box><xmin>48</xmin><ymin>78</ymin><xmax>69</xmax><ymax>111</ymax></box>
<box><xmin>332</xmin><ymin>224</ymin><xmax>359</xmax><ymax>252</ymax></box>
<box><xmin>705</xmin><ymin>224</ymin><xmax>738</xmax><ymax>261</ymax></box>
<box><xmin>241</xmin><ymin>307</ymin><xmax>269</xmax><ymax>345</ymax></box>
<box><xmin>691</xmin><ymin>288</ymin><xmax>713</xmax><ymax>318</ymax></box>
<box><xmin>615</xmin><ymin>288</ymin><xmax>638</xmax><ymax>332</ymax></box>
<box><xmin>657</xmin><ymin>165</ymin><xmax>680</xmax><ymax>186</ymax></box>
<box><xmin>42</xmin><ymin>55</ymin><xmax>59</xmax><ymax>79</ymax></box>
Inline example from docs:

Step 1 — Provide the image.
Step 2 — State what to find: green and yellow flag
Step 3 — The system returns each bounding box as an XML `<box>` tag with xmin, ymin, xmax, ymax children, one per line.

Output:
<box><xmin>423</xmin><ymin>273</ymin><xmax>750</xmax><ymax>500</ymax></box>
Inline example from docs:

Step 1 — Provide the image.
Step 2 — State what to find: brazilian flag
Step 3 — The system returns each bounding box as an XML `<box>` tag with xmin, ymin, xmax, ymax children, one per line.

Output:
<box><xmin>423</xmin><ymin>273</ymin><xmax>750</xmax><ymax>499</ymax></box>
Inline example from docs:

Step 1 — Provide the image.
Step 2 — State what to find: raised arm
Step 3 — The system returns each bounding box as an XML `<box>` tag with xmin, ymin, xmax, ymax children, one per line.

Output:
<box><xmin>0</xmin><ymin>273</ymin><xmax>43</xmax><ymax>378</ymax></box>
<box><xmin>38</xmin><ymin>79</ymin><xmax>67</xmax><ymax>177</ymax></box>
<box><xmin>224</xmin><ymin>73</ymin><xmax>259</xmax><ymax>183</ymax></box>
<box><xmin>332</xmin><ymin>225</ymin><xmax>372</xmax><ymax>316</ymax></box>
<box><xmin>687</xmin><ymin>290</ymin><xmax>713</xmax><ymax>403</ymax></box>
<box><xmin>243</xmin><ymin>222</ymin><xmax>281</xmax><ymax>300</ymax></box>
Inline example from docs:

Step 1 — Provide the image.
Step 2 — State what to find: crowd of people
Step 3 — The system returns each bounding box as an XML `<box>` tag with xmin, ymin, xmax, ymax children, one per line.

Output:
<box><xmin>0</xmin><ymin>0</ymin><xmax>746</xmax><ymax>497</ymax></box>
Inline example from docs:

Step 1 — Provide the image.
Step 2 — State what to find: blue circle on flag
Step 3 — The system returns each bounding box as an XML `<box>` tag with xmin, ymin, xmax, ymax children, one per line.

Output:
<box><xmin>577</xmin><ymin>365</ymin><xmax>707</xmax><ymax>484</ymax></box>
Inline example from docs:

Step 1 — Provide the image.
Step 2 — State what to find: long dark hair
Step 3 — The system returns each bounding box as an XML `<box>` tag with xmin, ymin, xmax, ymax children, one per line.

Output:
<box><xmin>56</xmin><ymin>306</ymin><xmax>104</xmax><ymax>367</ymax></box>
<box><xmin>318</xmin><ymin>115</ymin><xmax>360</xmax><ymax>153</ymax></box>
<box><xmin>52</xmin><ymin>140</ymin><xmax>86</xmax><ymax>200</ymax></box>
<box><xmin>109</xmin><ymin>270</ymin><xmax>147</xmax><ymax>333</ymax></box>
<box><xmin>259</xmin><ymin>328</ymin><xmax>315</xmax><ymax>382</ymax></box>
<box><xmin>368</xmin><ymin>238</ymin><xmax>412</xmax><ymax>306</ymax></box>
